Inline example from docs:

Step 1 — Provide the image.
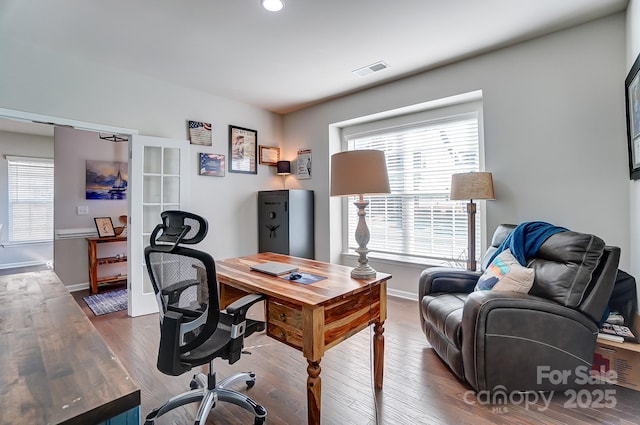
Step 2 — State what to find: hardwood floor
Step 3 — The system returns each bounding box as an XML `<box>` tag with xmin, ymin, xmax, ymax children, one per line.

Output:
<box><xmin>71</xmin><ymin>290</ymin><xmax>640</xmax><ymax>425</ymax></box>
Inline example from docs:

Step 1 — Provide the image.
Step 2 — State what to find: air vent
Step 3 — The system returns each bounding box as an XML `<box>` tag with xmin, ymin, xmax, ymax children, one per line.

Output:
<box><xmin>352</xmin><ymin>61</ymin><xmax>389</xmax><ymax>77</ymax></box>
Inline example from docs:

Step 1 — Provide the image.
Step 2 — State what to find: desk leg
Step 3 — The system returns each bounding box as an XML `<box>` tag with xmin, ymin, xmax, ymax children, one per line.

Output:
<box><xmin>374</xmin><ymin>321</ymin><xmax>385</xmax><ymax>389</ymax></box>
<box><xmin>307</xmin><ymin>359</ymin><xmax>321</xmax><ymax>425</ymax></box>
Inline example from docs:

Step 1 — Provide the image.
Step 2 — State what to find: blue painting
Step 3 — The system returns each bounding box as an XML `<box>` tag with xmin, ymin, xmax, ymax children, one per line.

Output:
<box><xmin>86</xmin><ymin>160</ymin><xmax>128</xmax><ymax>200</ymax></box>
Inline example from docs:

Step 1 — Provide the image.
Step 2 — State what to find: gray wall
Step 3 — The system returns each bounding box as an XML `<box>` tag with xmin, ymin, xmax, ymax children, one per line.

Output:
<box><xmin>0</xmin><ymin>130</ymin><xmax>54</xmax><ymax>268</ymax></box>
<box><xmin>627</xmin><ymin>0</ymin><xmax>640</xmax><ymax>308</ymax></box>
<box><xmin>0</xmin><ymin>32</ymin><xmax>284</xmax><ymax>289</ymax></box>
<box><xmin>282</xmin><ymin>14</ymin><xmax>628</xmax><ymax>297</ymax></box>
<box><xmin>53</xmin><ymin>127</ymin><xmax>128</xmax><ymax>287</ymax></box>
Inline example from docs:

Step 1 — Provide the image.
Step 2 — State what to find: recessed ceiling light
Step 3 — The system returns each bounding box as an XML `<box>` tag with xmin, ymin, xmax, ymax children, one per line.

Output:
<box><xmin>261</xmin><ymin>0</ymin><xmax>284</xmax><ymax>12</ymax></box>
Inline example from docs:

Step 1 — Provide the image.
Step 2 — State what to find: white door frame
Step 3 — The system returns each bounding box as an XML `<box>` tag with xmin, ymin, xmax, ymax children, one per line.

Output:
<box><xmin>0</xmin><ymin>107</ymin><xmax>139</xmax><ymax>309</ymax></box>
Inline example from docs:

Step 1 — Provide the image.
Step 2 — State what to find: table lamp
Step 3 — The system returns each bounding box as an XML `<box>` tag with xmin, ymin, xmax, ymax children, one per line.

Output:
<box><xmin>450</xmin><ymin>171</ymin><xmax>495</xmax><ymax>271</ymax></box>
<box><xmin>277</xmin><ymin>160</ymin><xmax>291</xmax><ymax>189</ymax></box>
<box><xmin>331</xmin><ymin>150</ymin><xmax>390</xmax><ymax>279</ymax></box>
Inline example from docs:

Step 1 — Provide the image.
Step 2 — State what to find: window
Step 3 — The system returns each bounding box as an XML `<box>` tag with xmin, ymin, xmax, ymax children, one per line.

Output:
<box><xmin>342</xmin><ymin>104</ymin><xmax>482</xmax><ymax>266</ymax></box>
<box><xmin>7</xmin><ymin>156</ymin><xmax>54</xmax><ymax>243</ymax></box>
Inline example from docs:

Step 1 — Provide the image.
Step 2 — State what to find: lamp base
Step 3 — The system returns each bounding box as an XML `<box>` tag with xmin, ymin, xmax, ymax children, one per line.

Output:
<box><xmin>350</xmin><ymin>263</ymin><xmax>377</xmax><ymax>279</ymax></box>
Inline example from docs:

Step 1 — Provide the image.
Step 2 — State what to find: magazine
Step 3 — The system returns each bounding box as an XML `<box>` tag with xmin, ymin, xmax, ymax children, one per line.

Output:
<box><xmin>599</xmin><ymin>322</ymin><xmax>637</xmax><ymax>342</ymax></box>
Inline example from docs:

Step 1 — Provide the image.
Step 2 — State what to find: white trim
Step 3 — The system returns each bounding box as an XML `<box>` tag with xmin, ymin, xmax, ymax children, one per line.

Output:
<box><xmin>2</xmin><ymin>240</ymin><xmax>53</xmax><ymax>247</ymax></box>
<box><xmin>0</xmin><ymin>107</ymin><xmax>138</xmax><ymax>136</ymax></box>
<box><xmin>0</xmin><ymin>260</ymin><xmax>50</xmax><ymax>270</ymax></box>
<box><xmin>55</xmin><ymin>228</ymin><xmax>98</xmax><ymax>240</ymax></box>
<box><xmin>66</xmin><ymin>282</ymin><xmax>90</xmax><ymax>292</ymax></box>
<box><xmin>387</xmin><ymin>288</ymin><xmax>418</xmax><ymax>301</ymax></box>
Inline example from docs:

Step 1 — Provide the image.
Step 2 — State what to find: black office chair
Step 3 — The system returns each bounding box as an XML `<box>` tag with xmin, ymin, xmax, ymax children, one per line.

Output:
<box><xmin>143</xmin><ymin>210</ymin><xmax>267</xmax><ymax>425</ymax></box>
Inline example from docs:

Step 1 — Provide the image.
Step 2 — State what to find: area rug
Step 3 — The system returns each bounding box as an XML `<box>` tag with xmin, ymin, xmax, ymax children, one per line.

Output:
<box><xmin>83</xmin><ymin>289</ymin><xmax>127</xmax><ymax>316</ymax></box>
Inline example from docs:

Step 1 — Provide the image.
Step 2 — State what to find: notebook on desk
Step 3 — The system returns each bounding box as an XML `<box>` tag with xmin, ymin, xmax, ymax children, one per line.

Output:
<box><xmin>250</xmin><ymin>261</ymin><xmax>299</xmax><ymax>276</ymax></box>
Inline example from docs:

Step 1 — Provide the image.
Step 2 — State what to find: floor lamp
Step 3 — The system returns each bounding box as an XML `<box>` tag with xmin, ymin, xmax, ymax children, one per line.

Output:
<box><xmin>331</xmin><ymin>150</ymin><xmax>390</xmax><ymax>279</ymax></box>
<box><xmin>450</xmin><ymin>172</ymin><xmax>495</xmax><ymax>271</ymax></box>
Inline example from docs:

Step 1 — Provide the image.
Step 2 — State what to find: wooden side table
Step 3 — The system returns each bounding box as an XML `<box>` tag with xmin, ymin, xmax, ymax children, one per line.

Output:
<box><xmin>87</xmin><ymin>236</ymin><xmax>127</xmax><ymax>294</ymax></box>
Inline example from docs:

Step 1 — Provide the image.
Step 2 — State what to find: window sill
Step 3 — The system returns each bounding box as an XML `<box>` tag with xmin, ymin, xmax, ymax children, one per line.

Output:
<box><xmin>340</xmin><ymin>251</ymin><xmax>466</xmax><ymax>270</ymax></box>
<box><xmin>2</xmin><ymin>240</ymin><xmax>54</xmax><ymax>248</ymax></box>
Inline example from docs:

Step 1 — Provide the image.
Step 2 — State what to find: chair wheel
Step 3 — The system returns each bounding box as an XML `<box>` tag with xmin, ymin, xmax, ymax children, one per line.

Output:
<box><xmin>144</xmin><ymin>421</ymin><xmax>154</xmax><ymax>425</ymax></box>
<box><xmin>190</xmin><ymin>379</ymin><xmax>199</xmax><ymax>389</ymax></box>
<box><xmin>246</xmin><ymin>380</ymin><xmax>256</xmax><ymax>389</ymax></box>
<box><xmin>254</xmin><ymin>417</ymin><xmax>265</xmax><ymax>425</ymax></box>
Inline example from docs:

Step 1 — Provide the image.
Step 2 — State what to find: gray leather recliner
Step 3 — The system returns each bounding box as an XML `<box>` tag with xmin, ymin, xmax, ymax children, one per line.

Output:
<box><xmin>418</xmin><ymin>224</ymin><xmax>620</xmax><ymax>392</ymax></box>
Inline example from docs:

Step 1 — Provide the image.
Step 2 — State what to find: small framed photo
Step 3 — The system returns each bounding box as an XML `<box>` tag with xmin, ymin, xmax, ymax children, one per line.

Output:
<box><xmin>199</xmin><ymin>153</ymin><xmax>225</xmax><ymax>177</ymax></box>
<box><xmin>188</xmin><ymin>120</ymin><xmax>212</xmax><ymax>146</ymax></box>
<box><xmin>296</xmin><ymin>148</ymin><xmax>312</xmax><ymax>179</ymax></box>
<box><xmin>94</xmin><ymin>217</ymin><xmax>116</xmax><ymax>238</ymax></box>
<box><xmin>626</xmin><ymin>53</ymin><xmax>640</xmax><ymax>180</ymax></box>
<box><xmin>259</xmin><ymin>145</ymin><xmax>280</xmax><ymax>165</ymax></box>
<box><xmin>229</xmin><ymin>125</ymin><xmax>257</xmax><ymax>174</ymax></box>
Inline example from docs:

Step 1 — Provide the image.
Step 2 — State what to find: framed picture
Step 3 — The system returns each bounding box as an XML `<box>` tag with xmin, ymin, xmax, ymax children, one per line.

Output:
<box><xmin>86</xmin><ymin>160</ymin><xmax>128</xmax><ymax>200</ymax></box>
<box><xmin>199</xmin><ymin>153</ymin><xmax>225</xmax><ymax>177</ymax></box>
<box><xmin>188</xmin><ymin>120</ymin><xmax>212</xmax><ymax>146</ymax></box>
<box><xmin>296</xmin><ymin>148</ymin><xmax>312</xmax><ymax>179</ymax></box>
<box><xmin>94</xmin><ymin>217</ymin><xmax>116</xmax><ymax>238</ymax></box>
<box><xmin>626</xmin><ymin>53</ymin><xmax>640</xmax><ymax>180</ymax></box>
<box><xmin>259</xmin><ymin>145</ymin><xmax>280</xmax><ymax>165</ymax></box>
<box><xmin>228</xmin><ymin>125</ymin><xmax>257</xmax><ymax>174</ymax></box>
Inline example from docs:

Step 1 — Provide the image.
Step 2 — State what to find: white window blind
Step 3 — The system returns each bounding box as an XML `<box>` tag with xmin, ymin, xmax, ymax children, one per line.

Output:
<box><xmin>7</xmin><ymin>156</ymin><xmax>54</xmax><ymax>243</ymax></box>
<box><xmin>344</xmin><ymin>112</ymin><xmax>481</xmax><ymax>265</ymax></box>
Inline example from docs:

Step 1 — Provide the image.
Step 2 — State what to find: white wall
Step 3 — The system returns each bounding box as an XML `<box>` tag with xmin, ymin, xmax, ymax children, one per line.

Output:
<box><xmin>53</xmin><ymin>127</ymin><xmax>128</xmax><ymax>286</ymax></box>
<box><xmin>0</xmin><ymin>37</ymin><xmax>285</xmax><ymax>283</ymax></box>
<box><xmin>627</xmin><ymin>0</ymin><xmax>640</xmax><ymax>308</ymax></box>
<box><xmin>0</xmin><ymin>130</ymin><xmax>54</xmax><ymax>268</ymax></box>
<box><xmin>283</xmin><ymin>14</ymin><xmax>628</xmax><ymax>297</ymax></box>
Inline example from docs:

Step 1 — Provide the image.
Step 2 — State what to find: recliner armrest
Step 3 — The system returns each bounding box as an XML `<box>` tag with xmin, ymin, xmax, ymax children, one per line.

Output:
<box><xmin>418</xmin><ymin>267</ymin><xmax>482</xmax><ymax>298</ymax></box>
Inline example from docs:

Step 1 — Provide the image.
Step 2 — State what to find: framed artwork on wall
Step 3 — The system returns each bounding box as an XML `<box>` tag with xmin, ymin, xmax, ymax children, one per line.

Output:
<box><xmin>296</xmin><ymin>148</ymin><xmax>311</xmax><ymax>179</ymax></box>
<box><xmin>199</xmin><ymin>153</ymin><xmax>225</xmax><ymax>177</ymax></box>
<box><xmin>625</xmin><ymin>53</ymin><xmax>640</xmax><ymax>180</ymax></box>
<box><xmin>259</xmin><ymin>145</ymin><xmax>280</xmax><ymax>165</ymax></box>
<box><xmin>86</xmin><ymin>160</ymin><xmax>128</xmax><ymax>200</ymax></box>
<box><xmin>188</xmin><ymin>120</ymin><xmax>213</xmax><ymax>146</ymax></box>
<box><xmin>228</xmin><ymin>125</ymin><xmax>257</xmax><ymax>174</ymax></box>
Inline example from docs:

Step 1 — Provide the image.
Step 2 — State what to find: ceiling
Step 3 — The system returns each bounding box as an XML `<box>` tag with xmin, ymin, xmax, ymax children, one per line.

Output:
<box><xmin>0</xmin><ymin>0</ymin><xmax>629</xmax><ymax>119</ymax></box>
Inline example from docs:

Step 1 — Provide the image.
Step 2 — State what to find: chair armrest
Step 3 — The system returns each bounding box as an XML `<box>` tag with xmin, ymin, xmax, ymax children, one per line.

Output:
<box><xmin>161</xmin><ymin>279</ymin><xmax>199</xmax><ymax>305</ymax></box>
<box><xmin>418</xmin><ymin>267</ymin><xmax>482</xmax><ymax>298</ymax></box>
<box><xmin>226</xmin><ymin>293</ymin><xmax>265</xmax><ymax>319</ymax></box>
<box><xmin>157</xmin><ymin>311</ymin><xmax>191</xmax><ymax>376</ymax></box>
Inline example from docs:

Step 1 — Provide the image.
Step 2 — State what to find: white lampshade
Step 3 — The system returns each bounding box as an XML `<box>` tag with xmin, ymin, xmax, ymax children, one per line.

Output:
<box><xmin>450</xmin><ymin>172</ymin><xmax>495</xmax><ymax>201</ymax></box>
<box><xmin>330</xmin><ymin>150</ymin><xmax>390</xmax><ymax>197</ymax></box>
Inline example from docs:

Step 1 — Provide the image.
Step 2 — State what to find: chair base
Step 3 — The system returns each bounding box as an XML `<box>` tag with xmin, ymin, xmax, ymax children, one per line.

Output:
<box><xmin>144</xmin><ymin>370</ymin><xmax>267</xmax><ymax>425</ymax></box>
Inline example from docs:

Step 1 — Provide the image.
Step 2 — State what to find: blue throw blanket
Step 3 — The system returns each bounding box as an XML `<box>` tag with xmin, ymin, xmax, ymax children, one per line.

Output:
<box><xmin>488</xmin><ymin>221</ymin><xmax>569</xmax><ymax>266</ymax></box>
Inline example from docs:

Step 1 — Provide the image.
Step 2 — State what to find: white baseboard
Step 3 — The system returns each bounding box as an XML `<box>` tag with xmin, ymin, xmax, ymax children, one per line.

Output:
<box><xmin>387</xmin><ymin>288</ymin><xmax>418</xmax><ymax>301</ymax></box>
<box><xmin>66</xmin><ymin>282</ymin><xmax>90</xmax><ymax>292</ymax></box>
<box><xmin>0</xmin><ymin>260</ymin><xmax>50</xmax><ymax>270</ymax></box>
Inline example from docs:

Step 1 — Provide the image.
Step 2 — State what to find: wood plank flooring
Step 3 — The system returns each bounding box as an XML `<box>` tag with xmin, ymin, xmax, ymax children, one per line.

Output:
<box><xmin>70</xmin><ymin>290</ymin><xmax>640</xmax><ymax>425</ymax></box>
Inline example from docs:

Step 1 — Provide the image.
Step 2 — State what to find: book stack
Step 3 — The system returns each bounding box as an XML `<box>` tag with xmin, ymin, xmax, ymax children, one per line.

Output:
<box><xmin>598</xmin><ymin>312</ymin><xmax>637</xmax><ymax>343</ymax></box>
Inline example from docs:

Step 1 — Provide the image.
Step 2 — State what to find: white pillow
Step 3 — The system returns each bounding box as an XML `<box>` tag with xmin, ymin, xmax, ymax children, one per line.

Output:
<box><xmin>475</xmin><ymin>249</ymin><xmax>535</xmax><ymax>293</ymax></box>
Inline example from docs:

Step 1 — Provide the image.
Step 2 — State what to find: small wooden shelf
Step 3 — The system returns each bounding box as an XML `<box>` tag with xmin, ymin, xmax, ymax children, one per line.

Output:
<box><xmin>87</xmin><ymin>236</ymin><xmax>127</xmax><ymax>294</ymax></box>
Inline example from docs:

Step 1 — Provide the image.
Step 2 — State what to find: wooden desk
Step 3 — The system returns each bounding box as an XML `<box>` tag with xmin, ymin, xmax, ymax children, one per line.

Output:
<box><xmin>0</xmin><ymin>271</ymin><xmax>140</xmax><ymax>425</ymax></box>
<box><xmin>216</xmin><ymin>252</ymin><xmax>391</xmax><ymax>425</ymax></box>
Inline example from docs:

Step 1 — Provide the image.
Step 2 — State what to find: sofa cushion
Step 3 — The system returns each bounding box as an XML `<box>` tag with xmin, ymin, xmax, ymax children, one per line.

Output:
<box><xmin>528</xmin><ymin>231</ymin><xmax>605</xmax><ymax>308</ymax></box>
<box><xmin>422</xmin><ymin>293</ymin><xmax>467</xmax><ymax>348</ymax></box>
<box><xmin>475</xmin><ymin>249</ymin><xmax>535</xmax><ymax>293</ymax></box>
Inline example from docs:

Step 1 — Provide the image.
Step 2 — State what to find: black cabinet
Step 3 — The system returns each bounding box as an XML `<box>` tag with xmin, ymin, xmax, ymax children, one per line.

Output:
<box><xmin>258</xmin><ymin>190</ymin><xmax>314</xmax><ymax>259</ymax></box>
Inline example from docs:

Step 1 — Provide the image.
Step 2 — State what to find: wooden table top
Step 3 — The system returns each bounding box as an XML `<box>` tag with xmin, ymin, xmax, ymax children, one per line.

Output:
<box><xmin>216</xmin><ymin>252</ymin><xmax>392</xmax><ymax>307</ymax></box>
<box><xmin>0</xmin><ymin>271</ymin><xmax>140</xmax><ymax>425</ymax></box>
